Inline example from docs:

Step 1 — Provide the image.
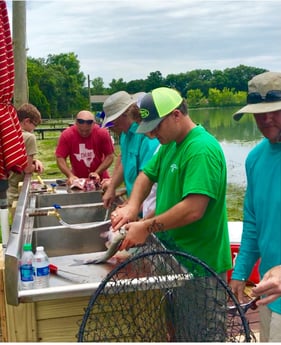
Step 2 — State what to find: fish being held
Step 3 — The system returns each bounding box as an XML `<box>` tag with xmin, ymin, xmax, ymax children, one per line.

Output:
<box><xmin>73</xmin><ymin>227</ymin><xmax>127</xmax><ymax>265</ymax></box>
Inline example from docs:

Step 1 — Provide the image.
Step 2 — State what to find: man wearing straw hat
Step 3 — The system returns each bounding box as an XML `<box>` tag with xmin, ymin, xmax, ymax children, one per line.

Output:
<box><xmin>230</xmin><ymin>71</ymin><xmax>281</xmax><ymax>342</ymax></box>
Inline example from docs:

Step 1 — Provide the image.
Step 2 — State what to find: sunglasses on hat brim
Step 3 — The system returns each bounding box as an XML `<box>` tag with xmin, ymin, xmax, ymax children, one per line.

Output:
<box><xmin>247</xmin><ymin>90</ymin><xmax>281</xmax><ymax>104</ymax></box>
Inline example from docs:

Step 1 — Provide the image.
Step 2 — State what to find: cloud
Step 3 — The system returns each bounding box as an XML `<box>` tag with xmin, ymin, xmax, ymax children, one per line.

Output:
<box><xmin>7</xmin><ymin>0</ymin><xmax>281</xmax><ymax>86</ymax></box>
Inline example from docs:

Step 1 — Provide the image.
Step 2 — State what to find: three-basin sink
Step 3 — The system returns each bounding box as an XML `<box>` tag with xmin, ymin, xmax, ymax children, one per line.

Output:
<box><xmin>30</xmin><ymin>189</ymin><xmax>118</xmax><ymax>255</ymax></box>
<box><xmin>5</xmin><ymin>178</ymin><xmax>131</xmax><ymax>305</ymax></box>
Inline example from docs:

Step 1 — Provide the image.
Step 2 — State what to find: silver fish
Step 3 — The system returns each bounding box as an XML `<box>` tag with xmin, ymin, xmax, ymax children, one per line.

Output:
<box><xmin>73</xmin><ymin>227</ymin><xmax>127</xmax><ymax>265</ymax></box>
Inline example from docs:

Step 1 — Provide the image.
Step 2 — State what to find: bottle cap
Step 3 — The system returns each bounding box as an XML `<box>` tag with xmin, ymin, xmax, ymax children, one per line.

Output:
<box><xmin>23</xmin><ymin>243</ymin><xmax>32</xmax><ymax>251</ymax></box>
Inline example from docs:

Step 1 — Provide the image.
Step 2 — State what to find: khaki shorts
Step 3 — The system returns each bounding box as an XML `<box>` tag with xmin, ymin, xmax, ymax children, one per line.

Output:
<box><xmin>259</xmin><ymin>305</ymin><xmax>281</xmax><ymax>342</ymax></box>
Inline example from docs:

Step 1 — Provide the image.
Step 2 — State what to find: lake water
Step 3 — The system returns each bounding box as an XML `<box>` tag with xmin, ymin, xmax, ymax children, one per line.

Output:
<box><xmin>189</xmin><ymin>107</ymin><xmax>263</xmax><ymax>187</ymax></box>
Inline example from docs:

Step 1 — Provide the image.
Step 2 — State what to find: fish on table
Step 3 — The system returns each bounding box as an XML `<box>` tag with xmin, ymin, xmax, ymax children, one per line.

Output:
<box><xmin>73</xmin><ymin>227</ymin><xmax>127</xmax><ymax>265</ymax></box>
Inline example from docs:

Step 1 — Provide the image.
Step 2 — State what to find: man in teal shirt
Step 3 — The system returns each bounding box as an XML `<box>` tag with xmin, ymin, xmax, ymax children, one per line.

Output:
<box><xmin>102</xmin><ymin>91</ymin><xmax>159</xmax><ymax>217</ymax></box>
<box><xmin>230</xmin><ymin>72</ymin><xmax>281</xmax><ymax>342</ymax></box>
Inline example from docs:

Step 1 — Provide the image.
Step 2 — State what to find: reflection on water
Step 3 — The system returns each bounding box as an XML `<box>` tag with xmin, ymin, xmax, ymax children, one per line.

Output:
<box><xmin>189</xmin><ymin>107</ymin><xmax>262</xmax><ymax>186</ymax></box>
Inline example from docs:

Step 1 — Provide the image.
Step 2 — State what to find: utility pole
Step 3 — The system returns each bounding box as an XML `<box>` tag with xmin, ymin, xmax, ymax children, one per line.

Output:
<box><xmin>87</xmin><ymin>74</ymin><xmax>91</xmax><ymax>110</ymax></box>
<box><xmin>12</xmin><ymin>0</ymin><xmax>28</xmax><ymax>108</ymax></box>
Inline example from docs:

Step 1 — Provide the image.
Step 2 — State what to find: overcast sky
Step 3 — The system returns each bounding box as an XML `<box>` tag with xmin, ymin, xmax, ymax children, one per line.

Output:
<box><xmin>7</xmin><ymin>0</ymin><xmax>281</xmax><ymax>86</ymax></box>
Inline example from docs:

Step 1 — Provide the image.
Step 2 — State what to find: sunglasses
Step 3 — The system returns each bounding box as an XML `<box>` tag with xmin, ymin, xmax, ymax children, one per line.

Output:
<box><xmin>76</xmin><ymin>119</ymin><xmax>94</xmax><ymax>125</ymax></box>
<box><xmin>247</xmin><ymin>90</ymin><xmax>281</xmax><ymax>104</ymax></box>
<box><xmin>28</xmin><ymin>119</ymin><xmax>39</xmax><ymax>126</ymax></box>
<box><xmin>105</xmin><ymin>121</ymin><xmax>114</xmax><ymax>128</ymax></box>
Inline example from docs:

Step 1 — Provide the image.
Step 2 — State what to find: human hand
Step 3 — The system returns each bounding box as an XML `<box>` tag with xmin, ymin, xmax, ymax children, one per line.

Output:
<box><xmin>101</xmin><ymin>178</ymin><xmax>111</xmax><ymax>191</ymax></box>
<box><xmin>89</xmin><ymin>172</ymin><xmax>100</xmax><ymax>182</ymax></box>
<box><xmin>118</xmin><ymin>221</ymin><xmax>149</xmax><ymax>251</ymax></box>
<box><xmin>67</xmin><ymin>175</ymin><xmax>79</xmax><ymax>186</ymax></box>
<box><xmin>110</xmin><ymin>204</ymin><xmax>139</xmax><ymax>231</ymax></box>
<box><xmin>34</xmin><ymin>159</ymin><xmax>44</xmax><ymax>174</ymax></box>
<box><xmin>252</xmin><ymin>265</ymin><xmax>281</xmax><ymax>305</ymax></box>
<box><xmin>229</xmin><ymin>279</ymin><xmax>248</xmax><ymax>303</ymax></box>
<box><xmin>102</xmin><ymin>187</ymin><xmax>116</xmax><ymax>209</ymax></box>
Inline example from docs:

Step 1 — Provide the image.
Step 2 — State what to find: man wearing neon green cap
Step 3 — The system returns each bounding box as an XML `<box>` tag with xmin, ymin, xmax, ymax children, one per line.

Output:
<box><xmin>111</xmin><ymin>87</ymin><xmax>231</xmax><ymax>274</ymax></box>
<box><xmin>110</xmin><ymin>87</ymin><xmax>232</xmax><ymax>340</ymax></box>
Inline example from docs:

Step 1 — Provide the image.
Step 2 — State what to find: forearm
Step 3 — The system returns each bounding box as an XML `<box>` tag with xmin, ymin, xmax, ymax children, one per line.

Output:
<box><xmin>113</xmin><ymin>193</ymin><xmax>209</xmax><ymax>233</ymax></box>
<box><xmin>141</xmin><ymin>194</ymin><xmax>209</xmax><ymax>234</ymax></box>
<box><xmin>56</xmin><ymin>157</ymin><xmax>75</xmax><ymax>179</ymax></box>
<box><xmin>107</xmin><ymin>156</ymin><xmax>124</xmax><ymax>190</ymax></box>
<box><xmin>117</xmin><ymin>194</ymin><xmax>210</xmax><ymax>251</ymax></box>
<box><xmin>94</xmin><ymin>153</ymin><xmax>114</xmax><ymax>176</ymax></box>
<box><xmin>24</xmin><ymin>156</ymin><xmax>37</xmax><ymax>174</ymax></box>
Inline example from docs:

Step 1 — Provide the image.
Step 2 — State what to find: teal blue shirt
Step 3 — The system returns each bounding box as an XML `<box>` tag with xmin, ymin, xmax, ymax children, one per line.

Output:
<box><xmin>120</xmin><ymin>122</ymin><xmax>159</xmax><ymax>196</ymax></box>
<box><xmin>232</xmin><ymin>138</ymin><xmax>281</xmax><ymax>314</ymax></box>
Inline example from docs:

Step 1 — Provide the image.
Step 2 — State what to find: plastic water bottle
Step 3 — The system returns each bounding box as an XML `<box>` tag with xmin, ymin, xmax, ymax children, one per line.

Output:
<box><xmin>19</xmin><ymin>243</ymin><xmax>34</xmax><ymax>290</ymax></box>
<box><xmin>33</xmin><ymin>246</ymin><xmax>50</xmax><ymax>288</ymax></box>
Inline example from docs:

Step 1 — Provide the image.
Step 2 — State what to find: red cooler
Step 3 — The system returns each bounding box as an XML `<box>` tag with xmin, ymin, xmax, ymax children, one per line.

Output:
<box><xmin>227</xmin><ymin>221</ymin><xmax>260</xmax><ymax>284</ymax></box>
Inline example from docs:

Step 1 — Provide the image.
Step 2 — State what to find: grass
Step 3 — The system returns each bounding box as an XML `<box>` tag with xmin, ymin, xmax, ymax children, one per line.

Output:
<box><xmin>37</xmin><ymin>137</ymin><xmax>62</xmax><ymax>178</ymax></box>
<box><xmin>227</xmin><ymin>184</ymin><xmax>245</xmax><ymax>221</ymax></box>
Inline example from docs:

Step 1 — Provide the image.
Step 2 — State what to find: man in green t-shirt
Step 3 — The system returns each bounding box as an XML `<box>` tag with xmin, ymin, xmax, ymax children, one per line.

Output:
<box><xmin>110</xmin><ymin>87</ymin><xmax>232</xmax><ymax>341</ymax></box>
<box><xmin>109</xmin><ymin>87</ymin><xmax>233</xmax><ymax>341</ymax></box>
<box><xmin>111</xmin><ymin>87</ymin><xmax>231</xmax><ymax>274</ymax></box>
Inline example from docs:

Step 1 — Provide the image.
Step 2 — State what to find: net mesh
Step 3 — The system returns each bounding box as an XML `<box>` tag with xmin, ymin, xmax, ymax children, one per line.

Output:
<box><xmin>77</xmin><ymin>246</ymin><xmax>254</xmax><ymax>342</ymax></box>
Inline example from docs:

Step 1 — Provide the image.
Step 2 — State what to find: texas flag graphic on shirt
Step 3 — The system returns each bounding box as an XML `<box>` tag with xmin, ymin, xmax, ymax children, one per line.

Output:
<box><xmin>74</xmin><ymin>144</ymin><xmax>95</xmax><ymax>168</ymax></box>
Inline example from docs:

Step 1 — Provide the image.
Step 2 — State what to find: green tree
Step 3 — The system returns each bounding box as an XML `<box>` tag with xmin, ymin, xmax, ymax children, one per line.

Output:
<box><xmin>145</xmin><ymin>71</ymin><xmax>164</xmax><ymax>92</ymax></box>
<box><xmin>46</xmin><ymin>53</ymin><xmax>87</xmax><ymax>116</ymax></box>
<box><xmin>27</xmin><ymin>53</ymin><xmax>88</xmax><ymax>118</ymax></box>
<box><xmin>186</xmin><ymin>69</ymin><xmax>212</xmax><ymax>96</ymax></box>
<box><xmin>211</xmin><ymin>70</ymin><xmax>227</xmax><ymax>90</ymax></box>
<box><xmin>28</xmin><ymin>84</ymin><xmax>50</xmax><ymax>118</ymax></box>
<box><xmin>165</xmin><ymin>72</ymin><xmax>189</xmax><ymax>96</ymax></box>
<box><xmin>91</xmin><ymin>77</ymin><xmax>106</xmax><ymax>95</ymax></box>
<box><xmin>109</xmin><ymin>78</ymin><xmax>127</xmax><ymax>93</ymax></box>
<box><xmin>126</xmin><ymin>79</ymin><xmax>146</xmax><ymax>94</ymax></box>
<box><xmin>208</xmin><ymin>88</ymin><xmax>222</xmax><ymax>107</ymax></box>
<box><xmin>220</xmin><ymin>88</ymin><xmax>236</xmax><ymax>106</ymax></box>
<box><xmin>223</xmin><ymin>65</ymin><xmax>267</xmax><ymax>91</ymax></box>
<box><xmin>27</xmin><ymin>57</ymin><xmax>50</xmax><ymax>116</ymax></box>
<box><xmin>187</xmin><ymin>89</ymin><xmax>205</xmax><ymax>107</ymax></box>
<box><xmin>26</xmin><ymin>54</ymin><xmax>269</xmax><ymax>118</ymax></box>
<box><xmin>235</xmin><ymin>90</ymin><xmax>247</xmax><ymax>105</ymax></box>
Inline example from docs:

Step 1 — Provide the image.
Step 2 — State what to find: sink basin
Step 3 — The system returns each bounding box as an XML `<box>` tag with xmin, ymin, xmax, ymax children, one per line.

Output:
<box><xmin>32</xmin><ymin>204</ymin><xmax>110</xmax><ymax>228</ymax></box>
<box><xmin>35</xmin><ymin>190</ymin><xmax>105</xmax><ymax>208</ymax></box>
<box><xmin>31</xmin><ymin>187</ymin><xmax>125</xmax><ymax>228</ymax></box>
<box><xmin>31</xmin><ymin>222</ymin><xmax>109</xmax><ymax>257</ymax></box>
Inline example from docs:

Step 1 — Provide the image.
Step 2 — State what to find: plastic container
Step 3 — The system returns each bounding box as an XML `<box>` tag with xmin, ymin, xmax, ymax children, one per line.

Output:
<box><xmin>19</xmin><ymin>243</ymin><xmax>34</xmax><ymax>290</ymax></box>
<box><xmin>227</xmin><ymin>222</ymin><xmax>260</xmax><ymax>284</ymax></box>
<box><xmin>33</xmin><ymin>246</ymin><xmax>50</xmax><ymax>288</ymax></box>
<box><xmin>0</xmin><ymin>208</ymin><xmax>10</xmax><ymax>246</ymax></box>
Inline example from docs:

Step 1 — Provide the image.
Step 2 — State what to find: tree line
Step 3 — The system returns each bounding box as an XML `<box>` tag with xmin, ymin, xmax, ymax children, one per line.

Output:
<box><xmin>26</xmin><ymin>52</ymin><xmax>267</xmax><ymax>119</ymax></box>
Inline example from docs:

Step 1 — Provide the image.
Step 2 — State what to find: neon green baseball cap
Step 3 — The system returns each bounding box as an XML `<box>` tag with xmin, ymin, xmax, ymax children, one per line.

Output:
<box><xmin>137</xmin><ymin>87</ymin><xmax>183</xmax><ymax>133</ymax></box>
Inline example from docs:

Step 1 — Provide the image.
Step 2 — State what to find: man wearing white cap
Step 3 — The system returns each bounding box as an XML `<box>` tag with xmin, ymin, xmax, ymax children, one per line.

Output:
<box><xmin>229</xmin><ymin>72</ymin><xmax>281</xmax><ymax>342</ymax></box>
<box><xmin>102</xmin><ymin>91</ymin><xmax>159</xmax><ymax>217</ymax></box>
